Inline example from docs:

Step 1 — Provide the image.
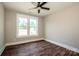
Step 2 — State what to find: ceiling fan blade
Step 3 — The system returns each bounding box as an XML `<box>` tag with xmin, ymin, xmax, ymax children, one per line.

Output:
<box><xmin>40</xmin><ymin>2</ymin><xmax>47</xmax><ymax>7</ymax></box>
<box><xmin>41</xmin><ymin>7</ymin><xmax>50</xmax><ymax>10</ymax></box>
<box><xmin>37</xmin><ymin>2</ymin><xmax>40</xmax><ymax>7</ymax></box>
<box><xmin>29</xmin><ymin>7</ymin><xmax>38</xmax><ymax>10</ymax></box>
<box><xmin>38</xmin><ymin>9</ymin><xmax>40</xmax><ymax>14</ymax></box>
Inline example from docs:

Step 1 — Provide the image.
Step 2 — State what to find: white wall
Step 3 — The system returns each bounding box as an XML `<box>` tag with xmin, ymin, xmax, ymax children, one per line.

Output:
<box><xmin>5</xmin><ymin>9</ymin><xmax>44</xmax><ymax>44</ymax></box>
<box><xmin>0</xmin><ymin>3</ymin><xmax>5</xmax><ymax>55</ymax></box>
<box><xmin>45</xmin><ymin>5</ymin><xmax>79</xmax><ymax>49</ymax></box>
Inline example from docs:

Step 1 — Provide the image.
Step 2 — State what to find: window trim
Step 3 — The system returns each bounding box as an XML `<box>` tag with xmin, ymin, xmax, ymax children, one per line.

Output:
<box><xmin>16</xmin><ymin>13</ymin><xmax>39</xmax><ymax>38</ymax></box>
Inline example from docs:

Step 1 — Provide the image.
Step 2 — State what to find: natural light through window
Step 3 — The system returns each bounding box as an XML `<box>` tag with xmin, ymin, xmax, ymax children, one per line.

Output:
<box><xmin>17</xmin><ymin>15</ymin><xmax>28</xmax><ymax>37</ymax></box>
<box><xmin>17</xmin><ymin>14</ymin><xmax>38</xmax><ymax>37</ymax></box>
<box><xmin>30</xmin><ymin>17</ymin><xmax>38</xmax><ymax>36</ymax></box>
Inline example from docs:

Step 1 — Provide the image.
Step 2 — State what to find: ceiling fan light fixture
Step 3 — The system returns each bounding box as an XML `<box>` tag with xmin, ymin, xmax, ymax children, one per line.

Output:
<box><xmin>38</xmin><ymin>9</ymin><xmax>40</xmax><ymax>14</ymax></box>
<box><xmin>30</xmin><ymin>2</ymin><xmax>50</xmax><ymax>14</ymax></box>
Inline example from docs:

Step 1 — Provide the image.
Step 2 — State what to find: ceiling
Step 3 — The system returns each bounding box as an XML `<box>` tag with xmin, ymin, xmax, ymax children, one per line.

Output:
<box><xmin>3</xmin><ymin>2</ymin><xmax>78</xmax><ymax>16</ymax></box>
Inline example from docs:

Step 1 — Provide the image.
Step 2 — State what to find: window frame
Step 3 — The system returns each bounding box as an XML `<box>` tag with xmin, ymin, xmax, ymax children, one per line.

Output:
<box><xmin>16</xmin><ymin>14</ymin><xmax>39</xmax><ymax>38</ymax></box>
<box><xmin>16</xmin><ymin>14</ymin><xmax>29</xmax><ymax>38</ymax></box>
<box><xmin>29</xmin><ymin>16</ymin><xmax>38</xmax><ymax>36</ymax></box>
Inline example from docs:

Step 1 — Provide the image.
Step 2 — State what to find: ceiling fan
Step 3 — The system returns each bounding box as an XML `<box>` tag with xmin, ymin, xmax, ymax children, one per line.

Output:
<box><xmin>30</xmin><ymin>2</ymin><xmax>50</xmax><ymax>14</ymax></box>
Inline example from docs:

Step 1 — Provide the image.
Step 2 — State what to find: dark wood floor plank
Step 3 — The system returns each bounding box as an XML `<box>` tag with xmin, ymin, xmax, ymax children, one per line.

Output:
<box><xmin>1</xmin><ymin>40</ymin><xmax>79</xmax><ymax>56</ymax></box>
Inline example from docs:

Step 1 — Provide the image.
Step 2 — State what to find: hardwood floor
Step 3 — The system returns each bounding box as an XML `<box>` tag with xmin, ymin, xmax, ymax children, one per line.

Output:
<box><xmin>1</xmin><ymin>40</ymin><xmax>79</xmax><ymax>56</ymax></box>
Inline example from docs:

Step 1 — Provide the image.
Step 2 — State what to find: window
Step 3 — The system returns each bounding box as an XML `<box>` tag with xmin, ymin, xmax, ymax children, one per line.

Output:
<box><xmin>17</xmin><ymin>14</ymin><xmax>38</xmax><ymax>37</ymax></box>
<box><xmin>17</xmin><ymin>15</ymin><xmax>28</xmax><ymax>37</ymax></box>
<box><xmin>30</xmin><ymin>17</ymin><xmax>38</xmax><ymax>36</ymax></box>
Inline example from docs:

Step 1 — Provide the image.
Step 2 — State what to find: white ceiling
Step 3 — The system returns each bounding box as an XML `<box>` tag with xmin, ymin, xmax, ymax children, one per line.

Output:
<box><xmin>3</xmin><ymin>2</ymin><xmax>78</xmax><ymax>16</ymax></box>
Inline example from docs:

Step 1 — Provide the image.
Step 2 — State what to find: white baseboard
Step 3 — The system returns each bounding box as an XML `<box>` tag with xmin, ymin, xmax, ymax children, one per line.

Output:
<box><xmin>5</xmin><ymin>38</ymin><xmax>44</xmax><ymax>46</ymax></box>
<box><xmin>0</xmin><ymin>38</ymin><xmax>44</xmax><ymax>55</ymax></box>
<box><xmin>0</xmin><ymin>45</ymin><xmax>6</xmax><ymax>55</ymax></box>
<box><xmin>45</xmin><ymin>39</ymin><xmax>79</xmax><ymax>53</ymax></box>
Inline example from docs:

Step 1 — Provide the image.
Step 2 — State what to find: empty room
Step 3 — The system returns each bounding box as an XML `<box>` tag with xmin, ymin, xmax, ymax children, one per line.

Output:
<box><xmin>0</xmin><ymin>2</ymin><xmax>79</xmax><ymax>56</ymax></box>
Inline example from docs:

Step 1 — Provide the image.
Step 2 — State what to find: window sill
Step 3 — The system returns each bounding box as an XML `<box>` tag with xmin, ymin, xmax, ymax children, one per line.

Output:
<box><xmin>16</xmin><ymin>35</ymin><xmax>39</xmax><ymax>39</ymax></box>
